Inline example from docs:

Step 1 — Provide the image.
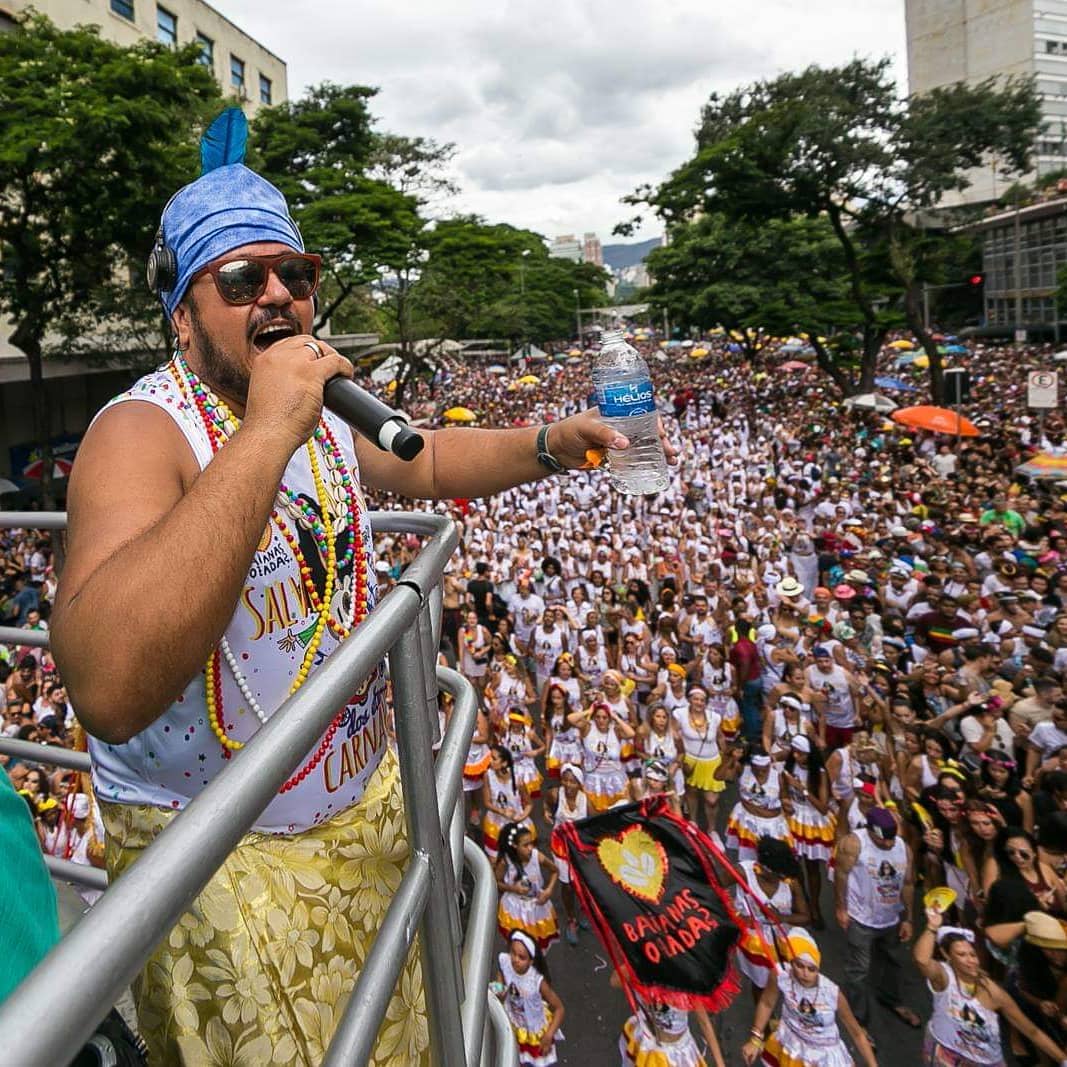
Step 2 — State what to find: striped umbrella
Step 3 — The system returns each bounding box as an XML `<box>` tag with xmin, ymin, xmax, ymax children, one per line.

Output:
<box><xmin>1015</xmin><ymin>452</ymin><xmax>1067</xmax><ymax>479</ymax></box>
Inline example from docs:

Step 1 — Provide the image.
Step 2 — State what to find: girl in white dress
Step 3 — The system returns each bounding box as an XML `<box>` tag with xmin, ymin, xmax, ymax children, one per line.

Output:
<box><xmin>543</xmin><ymin>684</ymin><xmax>582</xmax><ymax>816</ymax></box>
<box><xmin>496</xmin><ymin>821</ymin><xmax>559</xmax><ymax>952</ymax></box>
<box><xmin>742</xmin><ymin>927</ymin><xmax>876</xmax><ymax>1067</ymax></box>
<box><xmin>722</xmin><ymin>751</ymin><xmax>792</xmax><ymax>862</ymax></box>
<box><xmin>551</xmin><ymin>764</ymin><xmax>588</xmax><ymax>946</ymax></box>
<box><xmin>504</xmin><ymin>709</ymin><xmax>545</xmax><ymax>800</ymax></box>
<box><xmin>571</xmin><ymin>701</ymin><xmax>634</xmax><ymax>811</ymax></box>
<box><xmin>496</xmin><ymin>931</ymin><xmax>565</xmax><ymax>1067</ymax></box>
<box><xmin>637</xmin><ymin>703</ymin><xmax>685</xmax><ymax>798</ymax></box>
<box><xmin>482</xmin><ymin>745</ymin><xmax>534</xmax><ymax>860</ymax></box>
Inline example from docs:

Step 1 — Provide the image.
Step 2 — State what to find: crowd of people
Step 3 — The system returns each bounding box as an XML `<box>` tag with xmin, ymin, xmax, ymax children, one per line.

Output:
<box><xmin>6</xmin><ymin>326</ymin><xmax>1067</xmax><ymax>1065</ymax></box>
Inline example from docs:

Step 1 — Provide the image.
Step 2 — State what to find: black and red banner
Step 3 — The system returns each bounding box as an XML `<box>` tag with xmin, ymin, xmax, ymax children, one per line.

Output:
<box><xmin>551</xmin><ymin>795</ymin><xmax>744</xmax><ymax>1012</ymax></box>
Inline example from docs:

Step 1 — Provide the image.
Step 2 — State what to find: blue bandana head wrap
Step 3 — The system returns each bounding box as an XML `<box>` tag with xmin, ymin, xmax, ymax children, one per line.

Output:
<box><xmin>159</xmin><ymin>162</ymin><xmax>303</xmax><ymax>318</ymax></box>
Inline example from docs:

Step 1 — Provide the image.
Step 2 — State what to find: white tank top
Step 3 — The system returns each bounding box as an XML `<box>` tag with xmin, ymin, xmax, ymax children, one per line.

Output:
<box><xmin>927</xmin><ymin>961</ymin><xmax>1002</xmax><ymax>1064</ymax></box>
<box><xmin>736</xmin><ymin>859</ymin><xmax>792</xmax><ymax>946</ymax></box>
<box><xmin>487</xmin><ymin>769</ymin><xmax>522</xmax><ymax>813</ymax></box>
<box><xmin>86</xmin><ymin>366</ymin><xmax>384</xmax><ymax>834</ymax></box>
<box><xmin>739</xmin><ymin>765</ymin><xmax>782</xmax><ymax>812</ymax></box>
<box><xmin>673</xmin><ymin>708</ymin><xmax>721</xmax><ymax>761</ymax></box>
<box><xmin>583</xmin><ymin>723</ymin><xmax>622</xmax><ymax>770</ymax></box>
<box><xmin>499</xmin><ymin>952</ymin><xmax>549</xmax><ymax>1035</ymax></box>
<box><xmin>777</xmin><ymin>966</ymin><xmax>844</xmax><ymax>1050</ymax></box>
<box><xmin>644</xmin><ymin>728</ymin><xmax>678</xmax><ymax>764</ymax></box>
<box><xmin>847</xmin><ymin>828</ymin><xmax>907</xmax><ymax>928</ymax></box>
<box><xmin>553</xmin><ymin>790</ymin><xmax>588</xmax><ymax>826</ymax></box>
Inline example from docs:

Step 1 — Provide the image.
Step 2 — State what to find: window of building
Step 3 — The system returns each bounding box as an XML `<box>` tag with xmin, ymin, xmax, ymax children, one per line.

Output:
<box><xmin>110</xmin><ymin>0</ymin><xmax>134</xmax><ymax>20</ymax></box>
<box><xmin>230</xmin><ymin>55</ymin><xmax>245</xmax><ymax>93</ymax></box>
<box><xmin>259</xmin><ymin>74</ymin><xmax>272</xmax><ymax>105</ymax></box>
<box><xmin>195</xmin><ymin>32</ymin><xmax>213</xmax><ymax>67</ymax></box>
<box><xmin>156</xmin><ymin>6</ymin><xmax>177</xmax><ymax>45</ymax></box>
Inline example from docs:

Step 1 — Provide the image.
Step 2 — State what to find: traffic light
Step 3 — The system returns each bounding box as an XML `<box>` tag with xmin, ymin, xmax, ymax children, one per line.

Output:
<box><xmin>968</xmin><ymin>273</ymin><xmax>984</xmax><ymax>287</ymax></box>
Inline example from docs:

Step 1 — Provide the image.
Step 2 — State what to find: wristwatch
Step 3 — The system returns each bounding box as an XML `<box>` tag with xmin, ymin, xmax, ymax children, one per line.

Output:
<box><xmin>536</xmin><ymin>424</ymin><xmax>564</xmax><ymax>474</ymax></box>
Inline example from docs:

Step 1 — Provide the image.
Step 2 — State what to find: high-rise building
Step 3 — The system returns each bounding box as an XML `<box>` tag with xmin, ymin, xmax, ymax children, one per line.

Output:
<box><xmin>582</xmin><ymin>232</ymin><xmax>603</xmax><ymax>267</ymax></box>
<box><xmin>906</xmin><ymin>0</ymin><xmax>1067</xmax><ymax>203</ymax></box>
<box><xmin>548</xmin><ymin>234</ymin><xmax>582</xmax><ymax>262</ymax></box>
<box><xmin>0</xmin><ymin>0</ymin><xmax>287</xmax><ymax>114</ymax></box>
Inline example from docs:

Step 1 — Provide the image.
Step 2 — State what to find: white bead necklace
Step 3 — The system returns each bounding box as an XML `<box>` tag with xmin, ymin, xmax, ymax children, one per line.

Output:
<box><xmin>220</xmin><ymin>636</ymin><xmax>269</xmax><ymax>725</ymax></box>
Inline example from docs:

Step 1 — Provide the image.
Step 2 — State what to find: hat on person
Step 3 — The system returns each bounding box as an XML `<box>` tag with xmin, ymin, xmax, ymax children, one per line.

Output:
<box><xmin>845</xmin><ymin>569</ymin><xmax>870</xmax><ymax>586</ymax></box>
<box><xmin>158</xmin><ymin>156</ymin><xmax>304</xmax><ymax>318</ymax></box>
<box><xmin>756</xmin><ymin>836</ymin><xmax>801</xmax><ymax>879</ymax></box>
<box><xmin>560</xmin><ymin>763</ymin><xmax>584</xmax><ymax>785</ymax></box>
<box><xmin>644</xmin><ymin>760</ymin><xmax>670</xmax><ymax>783</ymax></box>
<box><xmin>785</xmin><ymin>926</ymin><xmax>821</xmax><ymax>967</ymax></box>
<box><xmin>776</xmin><ymin>576</ymin><xmax>804</xmax><ymax>598</ymax></box>
<box><xmin>812</xmin><ymin>645</ymin><xmax>831</xmax><ymax>659</ymax></box>
<box><xmin>834</xmin><ymin>584</ymin><xmax>856</xmax><ymax>600</ymax></box>
<box><xmin>832</xmin><ymin>621</ymin><xmax>856</xmax><ymax>640</ymax></box>
<box><xmin>70</xmin><ymin>793</ymin><xmax>90</xmax><ymax>819</ymax></box>
<box><xmin>757</xmin><ymin>623</ymin><xmax>778</xmax><ymax>642</ymax></box>
<box><xmin>814</xmin><ymin>586</ymin><xmax>832</xmax><ymax>598</ymax></box>
<box><xmin>1024</xmin><ymin>911</ymin><xmax>1067</xmax><ymax>949</ymax></box>
<box><xmin>374</xmin><ymin>560</ymin><xmax>391</xmax><ymax>574</ymax></box>
<box><xmin>36</xmin><ymin>797</ymin><xmax>59</xmax><ymax>813</ymax></box>
<box><xmin>790</xmin><ymin>735</ymin><xmax>812</xmax><ymax>753</ymax></box>
<box><xmin>866</xmin><ymin>806</ymin><xmax>898</xmax><ymax>841</ymax></box>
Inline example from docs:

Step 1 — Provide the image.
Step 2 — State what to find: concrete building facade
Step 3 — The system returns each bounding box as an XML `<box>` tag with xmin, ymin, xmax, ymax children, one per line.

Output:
<box><xmin>548</xmin><ymin>235</ymin><xmax>582</xmax><ymax>262</ymax></box>
<box><xmin>582</xmin><ymin>232</ymin><xmax>603</xmax><ymax>267</ymax></box>
<box><xmin>0</xmin><ymin>0</ymin><xmax>286</xmax><ymax>112</ymax></box>
<box><xmin>906</xmin><ymin>0</ymin><xmax>1067</xmax><ymax>202</ymax></box>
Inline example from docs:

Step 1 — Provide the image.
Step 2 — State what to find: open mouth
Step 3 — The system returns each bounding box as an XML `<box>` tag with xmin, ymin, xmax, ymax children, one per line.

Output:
<box><xmin>252</xmin><ymin>321</ymin><xmax>297</xmax><ymax>352</ymax></box>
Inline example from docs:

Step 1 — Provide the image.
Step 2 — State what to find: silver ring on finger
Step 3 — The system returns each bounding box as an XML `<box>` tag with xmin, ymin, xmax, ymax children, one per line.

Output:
<box><xmin>304</xmin><ymin>340</ymin><xmax>324</xmax><ymax>359</ymax></box>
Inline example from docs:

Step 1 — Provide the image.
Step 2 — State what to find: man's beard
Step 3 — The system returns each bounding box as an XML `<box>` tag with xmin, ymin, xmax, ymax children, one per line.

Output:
<box><xmin>187</xmin><ymin>297</ymin><xmax>250</xmax><ymax>402</ymax></box>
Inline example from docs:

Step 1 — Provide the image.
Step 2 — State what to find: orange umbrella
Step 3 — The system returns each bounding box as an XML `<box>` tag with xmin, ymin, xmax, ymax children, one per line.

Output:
<box><xmin>891</xmin><ymin>405</ymin><xmax>979</xmax><ymax>436</ymax></box>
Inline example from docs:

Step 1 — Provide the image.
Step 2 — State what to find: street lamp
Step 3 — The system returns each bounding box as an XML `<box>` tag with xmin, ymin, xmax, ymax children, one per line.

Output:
<box><xmin>519</xmin><ymin>249</ymin><xmax>531</xmax><ymax>361</ymax></box>
<box><xmin>573</xmin><ymin>287</ymin><xmax>581</xmax><ymax>343</ymax></box>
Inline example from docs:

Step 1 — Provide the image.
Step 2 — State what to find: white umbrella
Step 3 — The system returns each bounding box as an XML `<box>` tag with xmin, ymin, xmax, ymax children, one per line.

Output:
<box><xmin>1054</xmin><ymin>351</ymin><xmax>1067</xmax><ymax>362</ymax></box>
<box><xmin>0</xmin><ymin>478</ymin><xmax>19</xmax><ymax>495</ymax></box>
<box><xmin>843</xmin><ymin>392</ymin><xmax>898</xmax><ymax>413</ymax></box>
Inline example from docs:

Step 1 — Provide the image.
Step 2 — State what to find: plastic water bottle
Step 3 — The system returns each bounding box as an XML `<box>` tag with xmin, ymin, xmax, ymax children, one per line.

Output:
<box><xmin>591</xmin><ymin>329</ymin><xmax>669</xmax><ymax>495</ymax></box>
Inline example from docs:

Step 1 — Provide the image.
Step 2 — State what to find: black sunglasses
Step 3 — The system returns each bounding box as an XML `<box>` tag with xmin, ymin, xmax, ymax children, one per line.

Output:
<box><xmin>193</xmin><ymin>251</ymin><xmax>322</xmax><ymax>306</ymax></box>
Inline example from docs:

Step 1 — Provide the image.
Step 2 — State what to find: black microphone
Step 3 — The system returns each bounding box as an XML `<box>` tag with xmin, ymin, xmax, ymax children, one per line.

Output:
<box><xmin>323</xmin><ymin>377</ymin><xmax>425</xmax><ymax>462</ymax></box>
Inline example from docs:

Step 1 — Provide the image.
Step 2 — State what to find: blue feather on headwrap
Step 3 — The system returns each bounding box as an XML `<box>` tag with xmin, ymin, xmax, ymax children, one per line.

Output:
<box><xmin>199</xmin><ymin>108</ymin><xmax>248</xmax><ymax>175</ymax></box>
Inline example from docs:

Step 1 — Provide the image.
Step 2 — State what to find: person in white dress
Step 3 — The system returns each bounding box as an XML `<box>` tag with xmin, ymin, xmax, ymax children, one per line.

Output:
<box><xmin>742</xmin><ymin>927</ymin><xmax>876</xmax><ymax>1067</ymax></box>
<box><xmin>914</xmin><ymin>906</ymin><xmax>1067</xmax><ymax>1066</ymax></box>
<box><xmin>551</xmin><ymin>764</ymin><xmax>588</xmax><ymax>946</ymax></box>
<box><xmin>496</xmin><ymin>930</ymin><xmax>566</xmax><ymax>1066</ymax></box>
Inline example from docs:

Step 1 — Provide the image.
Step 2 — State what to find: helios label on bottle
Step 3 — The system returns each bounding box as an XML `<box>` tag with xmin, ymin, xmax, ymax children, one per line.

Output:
<box><xmin>596</xmin><ymin>379</ymin><xmax>655</xmax><ymax>418</ymax></box>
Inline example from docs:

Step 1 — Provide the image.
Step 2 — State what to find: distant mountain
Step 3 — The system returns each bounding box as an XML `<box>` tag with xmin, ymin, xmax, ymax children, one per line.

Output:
<box><xmin>601</xmin><ymin>237</ymin><xmax>661</xmax><ymax>273</ymax></box>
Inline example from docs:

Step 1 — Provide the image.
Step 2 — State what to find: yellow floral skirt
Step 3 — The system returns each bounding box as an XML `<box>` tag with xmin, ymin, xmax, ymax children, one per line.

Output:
<box><xmin>100</xmin><ymin>747</ymin><xmax>429</xmax><ymax>1066</ymax></box>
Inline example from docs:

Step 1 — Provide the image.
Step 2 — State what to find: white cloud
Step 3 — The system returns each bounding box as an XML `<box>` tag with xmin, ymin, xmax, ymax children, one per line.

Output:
<box><xmin>214</xmin><ymin>0</ymin><xmax>907</xmax><ymax>242</ymax></box>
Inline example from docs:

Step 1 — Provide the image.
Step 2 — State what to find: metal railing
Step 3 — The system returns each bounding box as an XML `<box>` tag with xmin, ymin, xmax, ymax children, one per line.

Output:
<box><xmin>0</xmin><ymin>511</ymin><xmax>518</xmax><ymax>1067</ymax></box>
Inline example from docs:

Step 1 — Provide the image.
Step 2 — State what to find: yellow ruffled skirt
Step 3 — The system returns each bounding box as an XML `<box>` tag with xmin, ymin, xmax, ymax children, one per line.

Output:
<box><xmin>101</xmin><ymin>748</ymin><xmax>429</xmax><ymax>1066</ymax></box>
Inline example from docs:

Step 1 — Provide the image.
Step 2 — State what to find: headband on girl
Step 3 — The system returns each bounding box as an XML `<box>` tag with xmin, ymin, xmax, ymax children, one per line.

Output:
<box><xmin>790</xmin><ymin>735</ymin><xmax>812</xmax><ymax>753</ymax></box>
<box><xmin>751</xmin><ymin>754</ymin><xmax>772</xmax><ymax>767</ymax></box>
<box><xmin>510</xmin><ymin>930</ymin><xmax>537</xmax><ymax>957</ymax></box>
<box><xmin>936</xmin><ymin>926</ymin><xmax>975</xmax><ymax>946</ymax></box>
<box><xmin>508</xmin><ymin>710</ymin><xmax>527</xmax><ymax>726</ymax></box>
<box><xmin>561</xmin><ymin>763</ymin><xmax>584</xmax><ymax>785</ymax></box>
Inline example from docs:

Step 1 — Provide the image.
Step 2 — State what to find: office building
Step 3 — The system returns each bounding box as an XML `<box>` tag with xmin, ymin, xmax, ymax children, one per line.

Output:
<box><xmin>582</xmin><ymin>232</ymin><xmax>603</xmax><ymax>267</ymax></box>
<box><xmin>549</xmin><ymin>234</ymin><xmax>582</xmax><ymax>262</ymax></box>
<box><xmin>0</xmin><ymin>0</ymin><xmax>287</xmax><ymax>113</ymax></box>
<box><xmin>906</xmin><ymin>0</ymin><xmax>1067</xmax><ymax>203</ymax></box>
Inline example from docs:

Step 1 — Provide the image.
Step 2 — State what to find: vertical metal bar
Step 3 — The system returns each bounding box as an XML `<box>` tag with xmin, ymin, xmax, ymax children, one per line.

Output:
<box><xmin>428</xmin><ymin>579</ymin><xmax>444</xmax><ymax>653</ymax></box>
<box><xmin>462</xmin><ymin>838</ymin><xmax>499</xmax><ymax>1067</ymax></box>
<box><xmin>486</xmin><ymin>996</ymin><xmax>520</xmax><ymax>1067</ymax></box>
<box><xmin>390</xmin><ymin>625</ymin><xmax>467</xmax><ymax>1066</ymax></box>
<box><xmin>419</xmin><ymin>603</ymin><xmax>441</xmax><ymax>747</ymax></box>
<box><xmin>322</xmin><ymin>856</ymin><xmax>431</xmax><ymax>1067</ymax></box>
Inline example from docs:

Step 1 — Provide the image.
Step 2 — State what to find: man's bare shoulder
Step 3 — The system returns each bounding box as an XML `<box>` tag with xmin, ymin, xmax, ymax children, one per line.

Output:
<box><xmin>58</xmin><ymin>400</ymin><xmax>199</xmax><ymax>606</ymax></box>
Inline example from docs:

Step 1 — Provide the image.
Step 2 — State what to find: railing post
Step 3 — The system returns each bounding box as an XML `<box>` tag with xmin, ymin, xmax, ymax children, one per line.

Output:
<box><xmin>390</xmin><ymin>623</ymin><xmax>467</xmax><ymax>1066</ymax></box>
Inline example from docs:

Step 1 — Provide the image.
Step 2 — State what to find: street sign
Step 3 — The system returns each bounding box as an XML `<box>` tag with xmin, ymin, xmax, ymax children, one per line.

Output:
<box><xmin>1016</xmin><ymin>329</ymin><xmax>1028</xmax><ymax>343</ymax></box>
<box><xmin>1028</xmin><ymin>369</ymin><xmax>1059</xmax><ymax>409</ymax></box>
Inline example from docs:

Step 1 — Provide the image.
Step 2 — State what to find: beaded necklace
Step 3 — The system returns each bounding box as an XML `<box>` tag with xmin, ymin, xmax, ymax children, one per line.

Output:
<box><xmin>169</xmin><ymin>353</ymin><xmax>370</xmax><ymax>791</ymax></box>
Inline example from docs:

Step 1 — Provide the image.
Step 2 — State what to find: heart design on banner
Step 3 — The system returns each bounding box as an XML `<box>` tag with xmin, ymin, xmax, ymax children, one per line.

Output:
<box><xmin>597</xmin><ymin>826</ymin><xmax>668</xmax><ymax>905</ymax></box>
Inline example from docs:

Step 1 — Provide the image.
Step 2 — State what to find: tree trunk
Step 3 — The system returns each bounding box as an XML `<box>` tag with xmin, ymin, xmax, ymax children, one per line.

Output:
<box><xmin>810</xmin><ymin>337</ymin><xmax>855</xmax><ymax>396</ymax></box>
<box><xmin>10</xmin><ymin>317</ymin><xmax>56</xmax><ymax>509</ymax></box>
<box><xmin>901</xmin><ymin>282</ymin><xmax>945</xmax><ymax>404</ymax></box>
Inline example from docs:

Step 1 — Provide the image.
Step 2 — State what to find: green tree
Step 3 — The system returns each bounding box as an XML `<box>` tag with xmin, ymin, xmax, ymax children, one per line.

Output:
<box><xmin>0</xmin><ymin>13</ymin><xmax>221</xmax><ymax>502</ymax></box>
<box><xmin>249</xmin><ymin>85</ymin><xmax>426</xmax><ymax>332</ymax></box>
<box><xmin>625</xmin><ymin>58</ymin><xmax>1041</xmax><ymax>399</ymax></box>
<box><xmin>644</xmin><ymin>213</ymin><xmax>860</xmax><ymax>386</ymax></box>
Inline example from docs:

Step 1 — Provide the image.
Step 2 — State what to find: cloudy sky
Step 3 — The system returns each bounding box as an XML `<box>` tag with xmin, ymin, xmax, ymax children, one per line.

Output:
<box><xmin>217</xmin><ymin>0</ymin><xmax>907</xmax><ymax>244</ymax></box>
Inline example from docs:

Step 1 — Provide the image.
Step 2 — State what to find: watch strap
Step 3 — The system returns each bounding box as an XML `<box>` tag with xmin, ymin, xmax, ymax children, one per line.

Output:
<box><xmin>536</xmin><ymin>424</ymin><xmax>564</xmax><ymax>474</ymax></box>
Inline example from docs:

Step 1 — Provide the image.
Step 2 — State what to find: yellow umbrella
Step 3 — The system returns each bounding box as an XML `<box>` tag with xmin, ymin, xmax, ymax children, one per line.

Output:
<box><xmin>690</xmin><ymin>348</ymin><xmax>709</xmax><ymax>358</ymax></box>
<box><xmin>443</xmin><ymin>406</ymin><xmax>477</xmax><ymax>422</ymax></box>
<box><xmin>913</xmin><ymin>354</ymin><xmax>930</xmax><ymax>369</ymax></box>
<box><xmin>567</xmin><ymin>348</ymin><xmax>582</xmax><ymax>356</ymax></box>
<box><xmin>517</xmin><ymin>374</ymin><xmax>540</xmax><ymax>385</ymax></box>
<box><xmin>888</xmin><ymin>339</ymin><xmax>915</xmax><ymax>350</ymax></box>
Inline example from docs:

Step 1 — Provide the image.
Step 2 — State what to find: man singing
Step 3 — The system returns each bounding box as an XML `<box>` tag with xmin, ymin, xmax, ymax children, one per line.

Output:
<box><xmin>51</xmin><ymin>144</ymin><xmax>642</xmax><ymax>1065</ymax></box>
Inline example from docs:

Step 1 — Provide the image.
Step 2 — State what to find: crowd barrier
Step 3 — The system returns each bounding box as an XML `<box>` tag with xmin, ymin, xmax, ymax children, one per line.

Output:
<box><xmin>0</xmin><ymin>510</ymin><xmax>518</xmax><ymax>1067</ymax></box>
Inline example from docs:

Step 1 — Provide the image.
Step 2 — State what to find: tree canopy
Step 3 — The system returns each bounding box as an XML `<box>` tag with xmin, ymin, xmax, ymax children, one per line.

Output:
<box><xmin>625</xmin><ymin>57</ymin><xmax>1042</xmax><ymax>399</ymax></box>
<box><xmin>0</xmin><ymin>12</ymin><xmax>222</xmax><ymax>499</ymax></box>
